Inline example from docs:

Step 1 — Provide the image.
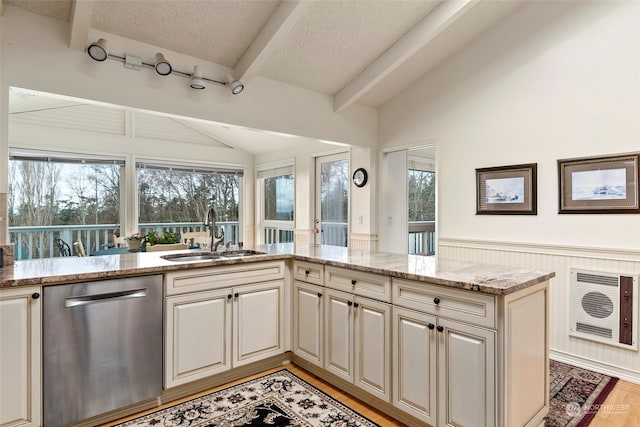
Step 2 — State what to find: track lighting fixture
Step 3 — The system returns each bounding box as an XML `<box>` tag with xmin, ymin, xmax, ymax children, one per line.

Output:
<box><xmin>190</xmin><ymin>66</ymin><xmax>205</xmax><ymax>89</ymax></box>
<box><xmin>87</xmin><ymin>38</ymin><xmax>108</xmax><ymax>61</ymax></box>
<box><xmin>226</xmin><ymin>74</ymin><xmax>244</xmax><ymax>95</ymax></box>
<box><xmin>85</xmin><ymin>38</ymin><xmax>245</xmax><ymax>95</ymax></box>
<box><xmin>154</xmin><ymin>53</ymin><xmax>172</xmax><ymax>76</ymax></box>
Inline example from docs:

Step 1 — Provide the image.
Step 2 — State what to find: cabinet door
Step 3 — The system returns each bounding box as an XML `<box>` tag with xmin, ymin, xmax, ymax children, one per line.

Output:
<box><xmin>165</xmin><ymin>289</ymin><xmax>232</xmax><ymax>388</ymax></box>
<box><xmin>0</xmin><ymin>286</ymin><xmax>41</xmax><ymax>427</ymax></box>
<box><xmin>234</xmin><ymin>280</ymin><xmax>284</xmax><ymax>367</ymax></box>
<box><xmin>393</xmin><ymin>306</ymin><xmax>437</xmax><ymax>425</ymax></box>
<box><xmin>324</xmin><ymin>288</ymin><xmax>354</xmax><ymax>382</ymax></box>
<box><xmin>354</xmin><ymin>296</ymin><xmax>391</xmax><ymax>402</ymax></box>
<box><xmin>293</xmin><ymin>281</ymin><xmax>324</xmax><ymax>367</ymax></box>
<box><xmin>438</xmin><ymin>318</ymin><xmax>496</xmax><ymax>427</ymax></box>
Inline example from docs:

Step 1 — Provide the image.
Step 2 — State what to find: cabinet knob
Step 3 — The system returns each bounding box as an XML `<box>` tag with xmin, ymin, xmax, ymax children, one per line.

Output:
<box><xmin>234</xmin><ymin>292</ymin><xmax>239</xmax><ymax>298</ymax></box>
<box><xmin>317</xmin><ymin>292</ymin><xmax>323</xmax><ymax>298</ymax></box>
<box><xmin>428</xmin><ymin>323</ymin><xmax>435</xmax><ymax>330</ymax></box>
<box><xmin>351</xmin><ymin>279</ymin><xmax>357</xmax><ymax>285</ymax></box>
<box><xmin>227</xmin><ymin>294</ymin><xmax>232</xmax><ymax>300</ymax></box>
<box><xmin>305</xmin><ymin>270</ymin><xmax>310</xmax><ymax>275</ymax></box>
<box><xmin>433</xmin><ymin>297</ymin><xmax>441</xmax><ymax>305</ymax></box>
<box><xmin>354</xmin><ymin>302</ymin><xmax>359</xmax><ymax>308</ymax></box>
<box><xmin>31</xmin><ymin>293</ymin><xmax>40</xmax><ymax>299</ymax></box>
<box><xmin>436</xmin><ymin>325</ymin><xmax>444</xmax><ymax>333</ymax></box>
<box><xmin>347</xmin><ymin>301</ymin><xmax>353</xmax><ymax>306</ymax></box>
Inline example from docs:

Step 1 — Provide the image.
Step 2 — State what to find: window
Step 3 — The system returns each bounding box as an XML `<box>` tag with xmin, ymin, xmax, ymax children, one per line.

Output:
<box><xmin>258</xmin><ymin>163</ymin><xmax>294</xmax><ymax>244</ymax></box>
<box><xmin>408</xmin><ymin>155</ymin><xmax>436</xmax><ymax>255</ymax></box>
<box><xmin>8</xmin><ymin>150</ymin><xmax>124</xmax><ymax>258</ymax></box>
<box><xmin>136</xmin><ymin>160</ymin><xmax>243</xmax><ymax>245</ymax></box>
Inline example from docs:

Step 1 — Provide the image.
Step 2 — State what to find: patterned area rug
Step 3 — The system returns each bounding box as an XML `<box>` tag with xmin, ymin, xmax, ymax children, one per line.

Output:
<box><xmin>545</xmin><ymin>360</ymin><xmax>619</xmax><ymax>427</ymax></box>
<box><xmin>115</xmin><ymin>369</ymin><xmax>380</xmax><ymax>427</ymax></box>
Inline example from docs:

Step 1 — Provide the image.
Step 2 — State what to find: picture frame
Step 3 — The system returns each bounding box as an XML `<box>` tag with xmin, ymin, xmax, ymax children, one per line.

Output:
<box><xmin>476</xmin><ymin>163</ymin><xmax>537</xmax><ymax>215</ymax></box>
<box><xmin>558</xmin><ymin>152</ymin><xmax>640</xmax><ymax>214</ymax></box>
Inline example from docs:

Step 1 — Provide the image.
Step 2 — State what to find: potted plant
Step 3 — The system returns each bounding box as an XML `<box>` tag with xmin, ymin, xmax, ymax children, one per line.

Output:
<box><xmin>125</xmin><ymin>232</ymin><xmax>144</xmax><ymax>252</ymax></box>
<box><xmin>144</xmin><ymin>231</ymin><xmax>188</xmax><ymax>252</ymax></box>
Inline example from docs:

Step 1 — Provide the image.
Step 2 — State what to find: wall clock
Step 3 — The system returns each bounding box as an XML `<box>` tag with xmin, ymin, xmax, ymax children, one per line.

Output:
<box><xmin>352</xmin><ymin>168</ymin><xmax>368</xmax><ymax>188</ymax></box>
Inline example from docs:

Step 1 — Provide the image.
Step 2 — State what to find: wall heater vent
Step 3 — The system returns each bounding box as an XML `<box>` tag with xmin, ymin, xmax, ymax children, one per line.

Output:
<box><xmin>570</xmin><ymin>268</ymin><xmax>638</xmax><ymax>350</ymax></box>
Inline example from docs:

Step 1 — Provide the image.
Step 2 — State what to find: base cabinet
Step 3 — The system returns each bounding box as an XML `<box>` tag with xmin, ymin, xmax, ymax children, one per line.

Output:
<box><xmin>324</xmin><ymin>288</ymin><xmax>391</xmax><ymax>402</ymax></box>
<box><xmin>293</xmin><ymin>281</ymin><xmax>324</xmax><ymax>367</ymax></box>
<box><xmin>165</xmin><ymin>279</ymin><xmax>285</xmax><ymax>388</ymax></box>
<box><xmin>0</xmin><ymin>286</ymin><xmax>41</xmax><ymax>427</ymax></box>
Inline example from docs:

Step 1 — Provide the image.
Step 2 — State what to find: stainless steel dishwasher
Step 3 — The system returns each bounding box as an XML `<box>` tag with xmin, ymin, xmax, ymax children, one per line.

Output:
<box><xmin>43</xmin><ymin>275</ymin><xmax>163</xmax><ymax>427</ymax></box>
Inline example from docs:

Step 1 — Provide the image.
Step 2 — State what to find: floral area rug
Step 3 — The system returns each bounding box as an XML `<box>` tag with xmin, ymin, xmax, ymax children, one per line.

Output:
<box><xmin>114</xmin><ymin>369</ymin><xmax>380</xmax><ymax>427</ymax></box>
<box><xmin>545</xmin><ymin>360</ymin><xmax>619</xmax><ymax>427</ymax></box>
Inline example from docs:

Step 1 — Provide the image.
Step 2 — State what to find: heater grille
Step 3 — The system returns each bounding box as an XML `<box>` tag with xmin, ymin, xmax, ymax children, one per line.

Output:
<box><xmin>570</xmin><ymin>268</ymin><xmax>638</xmax><ymax>350</ymax></box>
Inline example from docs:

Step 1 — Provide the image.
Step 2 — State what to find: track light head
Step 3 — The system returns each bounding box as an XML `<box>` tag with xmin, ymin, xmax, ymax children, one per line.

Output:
<box><xmin>87</xmin><ymin>38</ymin><xmax>108</xmax><ymax>62</ymax></box>
<box><xmin>226</xmin><ymin>74</ymin><xmax>244</xmax><ymax>95</ymax></box>
<box><xmin>190</xmin><ymin>65</ymin><xmax>205</xmax><ymax>90</ymax></box>
<box><xmin>154</xmin><ymin>53</ymin><xmax>172</xmax><ymax>76</ymax></box>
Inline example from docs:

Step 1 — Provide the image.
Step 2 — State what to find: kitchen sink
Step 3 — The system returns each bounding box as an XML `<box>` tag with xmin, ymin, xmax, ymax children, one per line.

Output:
<box><xmin>161</xmin><ymin>250</ymin><xmax>265</xmax><ymax>262</ymax></box>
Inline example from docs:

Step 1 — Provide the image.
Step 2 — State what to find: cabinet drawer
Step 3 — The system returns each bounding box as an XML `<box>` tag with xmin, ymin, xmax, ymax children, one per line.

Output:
<box><xmin>392</xmin><ymin>279</ymin><xmax>496</xmax><ymax>328</ymax></box>
<box><xmin>325</xmin><ymin>266</ymin><xmax>391</xmax><ymax>302</ymax></box>
<box><xmin>293</xmin><ymin>261</ymin><xmax>324</xmax><ymax>286</ymax></box>
<box><xmin>165</xmin><ymin>261</ymin><xmax>286</xmax><ymax>295</ymax></box>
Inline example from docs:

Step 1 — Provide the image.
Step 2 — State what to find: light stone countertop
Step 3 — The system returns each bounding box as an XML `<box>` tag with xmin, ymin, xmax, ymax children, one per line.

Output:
<box><xmin>0</xmin><ymin>243</ymin><xmax>555</xmax><ymax>295</ymax></box>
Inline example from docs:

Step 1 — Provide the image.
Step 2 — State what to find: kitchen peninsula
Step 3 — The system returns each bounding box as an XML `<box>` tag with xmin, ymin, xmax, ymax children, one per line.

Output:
<box><xmin>0</xmin><ymin>244</ymin><xmax>554</xmax><ymax>427</ymax></box>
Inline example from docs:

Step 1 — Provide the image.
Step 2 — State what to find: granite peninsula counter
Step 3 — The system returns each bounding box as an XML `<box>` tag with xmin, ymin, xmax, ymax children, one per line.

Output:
<box><xmin>0</xmin><ymin>243</ymin><xmax>555</xmax><ymax>427</ymax></box>
<box><xmin>0</xmin><ymin>243</ymin><xmax>554</xmax><ymax>294</ymax></box>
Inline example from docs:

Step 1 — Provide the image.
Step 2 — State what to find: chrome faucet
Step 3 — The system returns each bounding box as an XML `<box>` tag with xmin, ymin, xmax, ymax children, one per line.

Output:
<box><xmin>203</xmin><ymin>206</ymin><xmax>224</xmax><ymax>251</ymax></box>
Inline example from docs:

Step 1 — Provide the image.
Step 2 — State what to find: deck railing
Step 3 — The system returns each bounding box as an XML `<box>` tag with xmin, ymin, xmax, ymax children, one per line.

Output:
<box><xmin>9</xmin><ymin>221</ymin><xmax>240</xmax><ymax>259</ymax></box>
<box><xmin>408</xmin><ymin>221</ymin><xmax>436</xmax><ymax>255</ymax></box>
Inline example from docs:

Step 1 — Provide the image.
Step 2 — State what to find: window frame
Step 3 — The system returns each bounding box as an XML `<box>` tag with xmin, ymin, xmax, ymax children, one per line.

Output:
<box><xmin>256</xmin><ymin>160</ymin><xmax>295</xmax><ymax>244</ymax></box>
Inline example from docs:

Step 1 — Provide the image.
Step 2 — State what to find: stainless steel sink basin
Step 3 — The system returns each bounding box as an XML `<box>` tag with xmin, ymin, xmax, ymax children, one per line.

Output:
<box><xmin>161</xmin><ymin>250</ymin><xmax>265</xmax><ymax>262</ymax></box>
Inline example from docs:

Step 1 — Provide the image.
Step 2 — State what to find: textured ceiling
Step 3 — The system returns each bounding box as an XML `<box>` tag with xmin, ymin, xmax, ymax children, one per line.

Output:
<box><xmin>4</xmin><ymin>0</ymin><xmax>522</xmax><ymax>108</ymax></box>
<box><xmin>5</xmin><ymin>0</ymin><xmax>522</xmax><ymax>153</ymax></box>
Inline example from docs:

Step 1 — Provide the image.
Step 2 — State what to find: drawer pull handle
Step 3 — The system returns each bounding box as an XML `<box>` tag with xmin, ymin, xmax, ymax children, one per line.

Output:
<box><xmin>305</xmin><ymin>270</ymin><xmax>310</xmax><ymax>275</ymax></box>
<box><xmin>436</xmin><ymin>325</ymin><xmax>444</xmax><ymax>333</ymax></box>
<box><xmin>32</xmin><ymin>293</ymin><xmax>40</xmax><ymax>299</ymax></box>
<box><xmin>351</xmin><ymin>279</ymin><xmax>357</xmax><ymax>285</ymax></box>
<box><xmin>347</xmin><ymin>301</ymin><xmax>353</xmax><ymax>306</ymax></box>
<box><xmin>317</xmin><ymin>293</ymin><xmax>323</xmax><ymax>298</ymax></box>
<box><xmin>433</xmin><ymin>297</ymin><xmax>441</xmax><ymax>305</ymax></box>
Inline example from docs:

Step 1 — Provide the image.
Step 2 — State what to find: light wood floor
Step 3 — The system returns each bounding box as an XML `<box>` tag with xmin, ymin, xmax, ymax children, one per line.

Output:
<box><xmin>102</xmin><ymin>363</ymin><xmax>640</xmax><ymax>427</ymax></box>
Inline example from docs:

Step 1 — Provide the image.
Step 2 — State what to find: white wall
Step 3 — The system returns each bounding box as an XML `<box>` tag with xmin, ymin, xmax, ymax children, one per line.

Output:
<box><xmin>380</xmin><ymin>0</ymin><xmax>640</xmax><ymax>380</ymax></box>
<box><xmin>380</xmin><ymin>0</ymin><xmax>640</xmax><ymax>250</ymax></box>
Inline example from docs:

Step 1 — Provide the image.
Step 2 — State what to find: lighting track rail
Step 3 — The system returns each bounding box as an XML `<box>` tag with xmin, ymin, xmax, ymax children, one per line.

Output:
<box><xmin>87</xmin><ymin>38</ymin><xmax>244</xmax><ymax>95</ymax></box>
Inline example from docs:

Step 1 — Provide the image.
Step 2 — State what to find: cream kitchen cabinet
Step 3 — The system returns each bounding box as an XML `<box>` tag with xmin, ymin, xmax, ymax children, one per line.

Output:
<box><xmin>324</xmin><ymin>287</ymin><xmax>391</xmax><ymax>402</ymax></box>
<box><xmin>0</xmin><ymin>286</ymin><xmax>41</xmax><ymax>427</ymax></box>
<box><xmin>293</xmin><ymin>280</ymin><xmax>324</xmax><ymax>367</ymax></box>
<box><xmin>164</xmin><ymin>262</ymin><xmax>285</xmax><ymax>388</ymax></box>
<box><xmin>393</xmin><ymin>278</ymin><xmax>549</xmax><ymax>427</ymax></box>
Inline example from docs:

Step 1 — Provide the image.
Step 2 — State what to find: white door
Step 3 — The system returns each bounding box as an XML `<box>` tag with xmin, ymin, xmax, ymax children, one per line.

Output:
<box><xmin>438</xmin><ymin>318</ymin><xmax>496</xmax><ymax>427</ymax></box>
<box><xmin>324</xmin><ymin>288</ymin><xmax>354</xmax><ymax>382</ymax></box>
<box><xmin>315</xmin><ymin>153</ymin><xmax>349</xmax><ymax>247</ymax></box>
<box><xmin>354</xmin><ymin>296</ymin><xmax>391</xmax><ymax>402</ymax></box>
<box><xmin>293</xmin><ymin>281</ymin><xmax>324</xmax><ymax>367</ymax></box>
<box><xmin>0</xmin><ymin>287</ymin><xmax>41</xmax><ymax>427</ymax></box>
<box><xmin>393</xmin><ymin>306</ymin><xmax>437</xmax><ymax>424</ymax></box>
<box><xmin>234</xmin><ymin>280</ymin><xmax>284</xmax><ymax>367</ymax></box>
<box><xmin>165</xmin><ymin>288</ymin><xmax>232</xmax><ymax>388</ymax></box>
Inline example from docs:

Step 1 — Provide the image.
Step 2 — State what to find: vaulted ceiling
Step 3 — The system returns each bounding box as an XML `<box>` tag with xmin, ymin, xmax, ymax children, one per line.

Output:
<box><xmin>4</xmin><ymin>0</ymin><xmax>524</xmax><ymax>111</ymax></box>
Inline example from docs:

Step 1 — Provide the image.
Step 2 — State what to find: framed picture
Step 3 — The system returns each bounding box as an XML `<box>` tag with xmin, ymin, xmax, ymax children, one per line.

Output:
<box><xmin>476</xmin><ymin>163</ymin><xmax>537</xmax><ymax>215</ymax></box>
<box><xmin>558</xmin><ymin>153</ymin><xmax>640</xmax><ymax>214</ymax></box>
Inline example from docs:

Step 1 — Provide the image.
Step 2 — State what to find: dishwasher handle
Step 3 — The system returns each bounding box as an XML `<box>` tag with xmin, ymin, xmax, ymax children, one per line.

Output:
<box><xmin>65</xmin><ymin>288</ymin><xmax>148</xmax><ymax>308</ymax></box>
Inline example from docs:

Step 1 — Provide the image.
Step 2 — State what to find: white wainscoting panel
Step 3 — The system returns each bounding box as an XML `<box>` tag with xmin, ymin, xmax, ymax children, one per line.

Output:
<box><xmin>350</xmin><ymin>233</ymin><xmax>379</xmax><ymax>251</ymax></box>
<box><xmin>439</xmin><ymin>238</ymin><xmax>640</xmax><ymax>383</ymax></box>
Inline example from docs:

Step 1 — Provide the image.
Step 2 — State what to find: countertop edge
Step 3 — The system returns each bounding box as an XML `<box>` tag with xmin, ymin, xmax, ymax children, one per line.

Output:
<box><xmin>1</xmin><ymin>249</ymin><xmax>555</xmax><ymax>296</ymax></box>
